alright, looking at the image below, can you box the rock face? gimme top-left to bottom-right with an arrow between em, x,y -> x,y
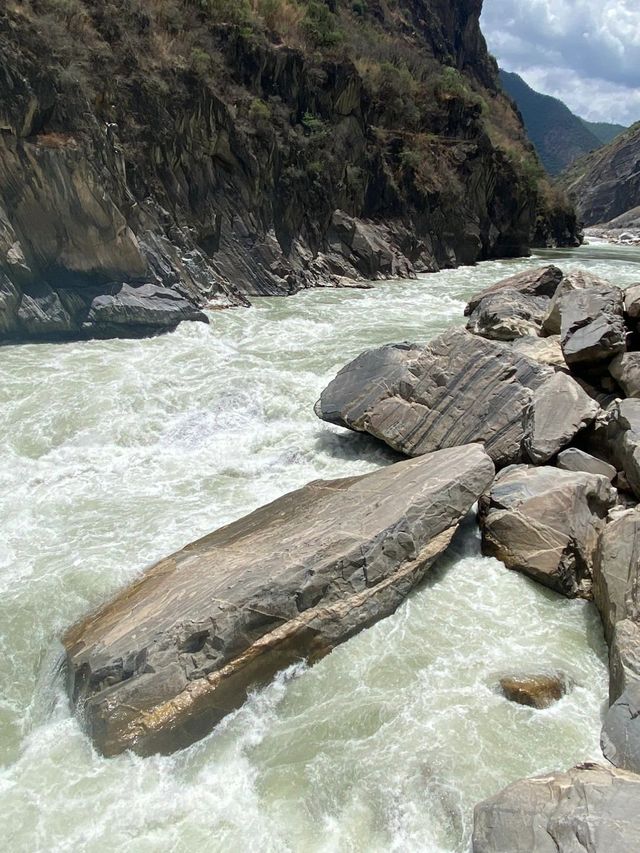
610,352 -> 640,397
523,372 -> 599,464
510,335 -> 565,368
601,682 -> 640,774
558,121 -> 640,226
558,285 -> 626,366
593,508 -> 640,644
63,445 -> 494,757
624,283 -> 640,320
499,673 -> 568,709
479,465 -> 615,597
611,619 -> 640,702
315,328 -> 557,467
591,400 -> 640,498
0,3 -> 579,342
472,763 -> 640,853
557,448 -> 616,480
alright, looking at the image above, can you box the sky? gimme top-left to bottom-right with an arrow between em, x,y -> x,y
480,0 -> 640,125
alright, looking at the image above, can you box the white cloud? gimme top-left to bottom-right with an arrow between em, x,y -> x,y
481,0 -> 640,124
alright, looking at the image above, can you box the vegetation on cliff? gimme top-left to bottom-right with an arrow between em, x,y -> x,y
0,0 -> 579,340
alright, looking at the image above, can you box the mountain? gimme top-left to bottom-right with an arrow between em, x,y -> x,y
580,119 -> 628,146
558,122 -> 640,226
0,1 -> 578,341
498,70 -> 606,175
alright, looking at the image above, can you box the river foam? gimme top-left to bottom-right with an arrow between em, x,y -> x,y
1,244 -> 638,851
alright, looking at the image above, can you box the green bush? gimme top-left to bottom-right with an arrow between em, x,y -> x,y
302,1 -> 342,47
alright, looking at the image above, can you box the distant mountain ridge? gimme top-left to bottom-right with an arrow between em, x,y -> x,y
558,123 -> 640,225
499,70 -> 627,175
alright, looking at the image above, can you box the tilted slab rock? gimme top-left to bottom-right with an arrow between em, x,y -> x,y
557,448 -> 616,481
472,763 -> 640,853
523,372 -> 599,464
602,681 -> 640,774
558,284 -> 626,366
542,269 -> 613,336
609,352 -> 640,397
86,282 -> 208,332
479,465 -> 615,597
465,289 -> 551,340
63,445 -> 494,757
590,399 -> 640,498
624,282 -> 640,320
315,328 -> 555,468
464,265 -> 563,316
611,619 -> 640,703
510,335 -> 565,368
593,508 -> 640,645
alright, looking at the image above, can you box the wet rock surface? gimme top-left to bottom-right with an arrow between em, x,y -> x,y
63,444 -> 494,757
499,673 -> 569,709
479,465 -> 615,597
472,763 -> 640,853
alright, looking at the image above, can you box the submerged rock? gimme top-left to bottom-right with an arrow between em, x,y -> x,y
315,328 -> 553,468
602,682 -> 640,774
472,763 -> 640,853
499,673 -> 568,708
63,444 -> 494,757
479,465 -> 615,597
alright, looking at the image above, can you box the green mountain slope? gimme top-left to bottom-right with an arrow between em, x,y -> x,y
499,70 -> 604,175
580,119 -> 628,146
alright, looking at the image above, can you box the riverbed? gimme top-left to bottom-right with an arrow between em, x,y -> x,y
1,243 -> 639,852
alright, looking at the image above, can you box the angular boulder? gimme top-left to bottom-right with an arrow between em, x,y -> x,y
523,372 -> 599,464
464,265 -> 563,316
609,352 -> 640,397
86,282 -> 208,332
510,335 -> 565,368
479,465 -> 615,597
499,673 -> 569,709
465,289 -> 551,340
315,328 -> 554,468
472,764 -> 640,853
624,282 -> 640,321
557,448 -> 616,481
542,269 -> 612,336
601,682 -> 640,774
558,285 -> 626,366
593,508 -> 640,644
590,399 -> 640,498
63,445 -> 494,757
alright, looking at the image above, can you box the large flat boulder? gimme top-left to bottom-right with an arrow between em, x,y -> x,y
472,763 -> 640,853
523,372 -> 599,464
479,465 -> 615,597
542,269 -> 613,336
593,508 -> 640,644
315,328 -> 555,468
63,445 -> 494,757
86,282 -> 208,332
464,265 -> 563,316
558,285 -> 626,366
602,682 -> 640,774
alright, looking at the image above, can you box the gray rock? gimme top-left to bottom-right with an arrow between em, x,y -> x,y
63,444 -> 494,757
479,465 -> 615,597
610,619 -> 640,703
542,269 -> 612,336
590,399 -> 640,498
472,763 -> 640,853
466,289 -> 551,340
624,283 -> 640,320
559,285 -> 626,366
0,272 -> 20,334
510,335 -> 566,368
499,673 -> 569,708
557,448 -> 616,481
610,352 -> 640,397
523,372 -> 599,464
602,682 -> 640,773
16,281 -> 75,335
593,508 -> 640,644
315,328 -> 554,468
86,282 -> 208,330
465,265 -> 563,316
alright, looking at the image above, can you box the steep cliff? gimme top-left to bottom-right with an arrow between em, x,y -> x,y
0,0 -> 579,341
559,122 -> 640,226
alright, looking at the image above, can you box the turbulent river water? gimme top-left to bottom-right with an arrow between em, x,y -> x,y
1,242 -> 639,853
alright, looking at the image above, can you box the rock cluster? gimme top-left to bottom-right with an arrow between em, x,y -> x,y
314,264 -> 640,849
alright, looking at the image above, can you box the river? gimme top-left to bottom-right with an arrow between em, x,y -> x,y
1,242 -> 639,852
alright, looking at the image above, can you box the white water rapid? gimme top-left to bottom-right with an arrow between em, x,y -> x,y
1,243 -> 639,852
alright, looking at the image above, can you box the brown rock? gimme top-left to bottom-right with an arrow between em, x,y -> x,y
499,673 -> 569,708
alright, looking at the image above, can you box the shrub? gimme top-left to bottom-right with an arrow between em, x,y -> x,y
302,1 -> 342,48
